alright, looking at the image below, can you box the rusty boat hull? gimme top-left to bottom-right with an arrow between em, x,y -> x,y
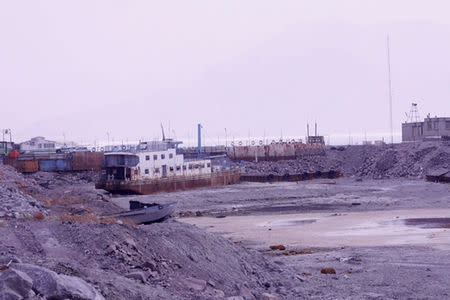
96,169 -> 241,195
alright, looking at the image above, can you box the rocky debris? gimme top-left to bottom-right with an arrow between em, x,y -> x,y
11,263 -> 105,300
0,164 -> 46,219
239,142 -> 450,179
0,165 -> 118,219
239,287 -> 256,299
180,276 -> 207,291
125,271 -> 146,283
0,268 -> 33,299
321,267 -> 337,274
0,219 -> 303,299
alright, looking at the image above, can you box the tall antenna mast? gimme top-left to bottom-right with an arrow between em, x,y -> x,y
387,35 -> 394,145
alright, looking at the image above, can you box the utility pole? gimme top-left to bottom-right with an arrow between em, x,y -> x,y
224,128 -> 228,148
197,123 -> 202,155
387,35 -> 394,145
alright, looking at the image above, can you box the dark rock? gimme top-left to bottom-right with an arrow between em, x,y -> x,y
13,263 -> 105,300
125,271 -> 146,283
321,267 -> 336,274
0,268 -> 33,298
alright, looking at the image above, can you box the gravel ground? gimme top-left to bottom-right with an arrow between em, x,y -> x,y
114,178 -> 450,299
113,178 -> 450,217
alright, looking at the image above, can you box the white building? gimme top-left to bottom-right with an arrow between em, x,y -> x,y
20,137 -> 58,153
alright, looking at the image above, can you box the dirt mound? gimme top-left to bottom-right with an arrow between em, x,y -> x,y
0,219 -> 301,299
241,142 -> 450,179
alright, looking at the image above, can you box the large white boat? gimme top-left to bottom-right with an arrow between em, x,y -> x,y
95,140 -> 240,194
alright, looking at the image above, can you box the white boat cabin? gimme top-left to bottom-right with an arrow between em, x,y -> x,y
103,148 -> 212,181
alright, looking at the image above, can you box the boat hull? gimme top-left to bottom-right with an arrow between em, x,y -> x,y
96,169 -> 241,195
104,202 -> 177,224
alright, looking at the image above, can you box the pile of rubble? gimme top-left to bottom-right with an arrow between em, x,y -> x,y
241,142 -> 450,179
0,164 -> 46,219
0,261 -> 104,300
1,218 -> 301,299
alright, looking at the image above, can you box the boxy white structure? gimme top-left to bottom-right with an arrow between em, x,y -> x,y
20,136 -> 58,153
136,148 -> 211,179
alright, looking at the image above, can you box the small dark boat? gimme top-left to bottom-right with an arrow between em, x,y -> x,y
104,201 -> 177,224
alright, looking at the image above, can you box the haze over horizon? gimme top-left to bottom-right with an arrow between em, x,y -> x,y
1,1 -> 449,146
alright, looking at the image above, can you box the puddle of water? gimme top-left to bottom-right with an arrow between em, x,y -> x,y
403,218 -> 450,229
263,219 -> 316,227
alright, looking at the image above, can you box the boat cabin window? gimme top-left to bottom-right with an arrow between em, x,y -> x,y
169,153 -> 173,159
155,168 -> 160,173
153,155 -> 157,160
145,155 -> 150,161
145,169 -> 149,174
161,154 -> 165,159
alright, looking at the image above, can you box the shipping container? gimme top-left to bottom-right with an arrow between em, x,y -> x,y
72,152 -> 104,171
38,159 -> 57,172
55,159 -> 72,171
15,160 -> 39,173
3,157 -> 39,173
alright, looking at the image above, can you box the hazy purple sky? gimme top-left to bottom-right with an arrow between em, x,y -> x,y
1,1 -> 449,145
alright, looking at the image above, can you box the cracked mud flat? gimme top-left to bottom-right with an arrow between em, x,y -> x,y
114,178 -> 450,299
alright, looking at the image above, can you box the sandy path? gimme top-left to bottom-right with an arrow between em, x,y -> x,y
181,208 -> 450,250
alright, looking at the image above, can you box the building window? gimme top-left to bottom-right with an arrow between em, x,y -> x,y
207,163 -> 211,168
183,165 -> 187,170
161,154 -> 165,159
427,122 -> 432,130
155,168 -> 160,173
153,155 -> 157,160
38,144 -> 42,148
169,153 -> 173,159
145,169 -> 149,174
195,164 -> 199,169
169,166 -> 174,172
176,166 -> 181,171
434,122 -> 438,130
189,164 -> 193,169
134,170 -> 138,175
145,155 -> 150,161
446,121 -> 450,129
